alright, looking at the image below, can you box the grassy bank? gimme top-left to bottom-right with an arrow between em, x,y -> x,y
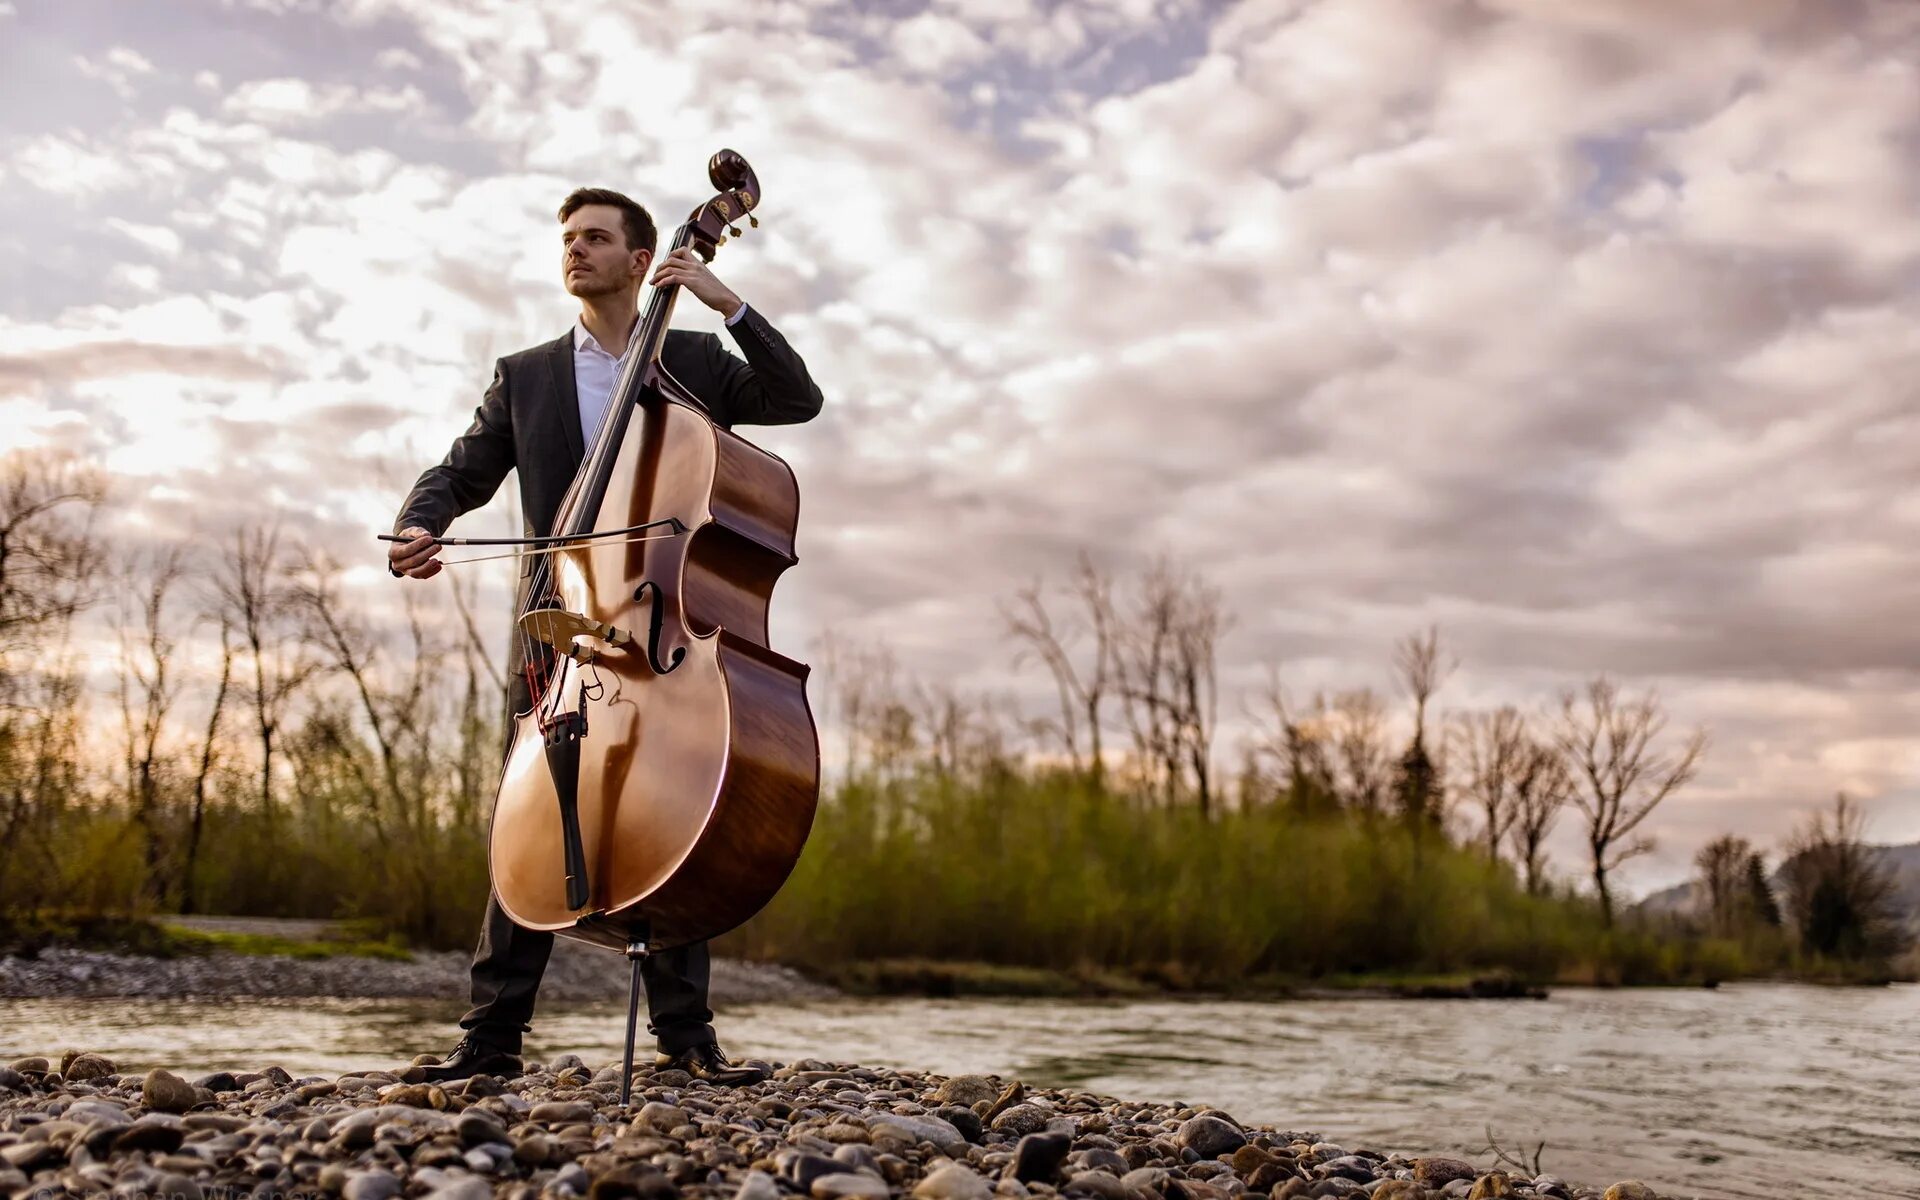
0,912 -> 411,962
722,772 -> 1789,989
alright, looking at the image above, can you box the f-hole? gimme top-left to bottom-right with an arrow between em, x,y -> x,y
632,581 -> 685,675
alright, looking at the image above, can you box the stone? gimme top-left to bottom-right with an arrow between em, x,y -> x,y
1314,1158 -> 1373,1183
1601,1185 -> 1656,1200
934,1076 -> 1001,1109
834,1144 -> 881,1175
936,1106 -> 985,1144
458,1111 -> 510,1147
591,1175 -> 683,1200
1076,1149 -> 1127,1176
735,1171 -> 782,1200
142,1069 -> 198,1114
1176,1117 -> 1245,1160
9,1057 -> 50,1074
344,1171 -> 403,1200
1228,1146 -> 1274,1177
428,1179 -> 494,1200
193,1073 -> 240,1093
153,1173 -> 204,1200
1411,1160 -> 1476,1187
785,1153 -> 849,1190
531,1101 -> 596,1124
811,1173 -> 890,1200
66,1100 -> 131,1125
918,1164 -> 995,1200
65,1053 -> 117,1082
1010,1132 -> 1072,1184
870,1113 -> 968,1153
1467,1174 -> 1512,1200
1370,1184 -> 1430,1200
385,1084 -> 449,1110
1530,1177 -> 1571,1200
637,1102 -> 690,1135
983,1082 -> 1026,1125
114,1118 -> 188,1155
0,1067 -> 27,1091
513,1133 -> 555,1166
824,1122 -> 873,1144
1062,1173 -> 1129,1200
990,1105 -> 1052,1138
1,1141 -> 62,1171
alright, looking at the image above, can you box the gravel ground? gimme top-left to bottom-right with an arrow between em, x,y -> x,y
0,939 -> 835,1006
0,1053 -> 1653,1200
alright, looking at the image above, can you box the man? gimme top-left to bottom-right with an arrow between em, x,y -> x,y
388,186 -> 823,1085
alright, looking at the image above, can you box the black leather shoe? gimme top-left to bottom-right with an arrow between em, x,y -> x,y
654,1042 -> 767,1086
415,1033 -> 522,1083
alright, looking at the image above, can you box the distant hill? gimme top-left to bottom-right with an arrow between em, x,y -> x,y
1635,842 -> 1920,934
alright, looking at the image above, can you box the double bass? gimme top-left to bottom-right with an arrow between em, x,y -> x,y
429,152 -> 818,1099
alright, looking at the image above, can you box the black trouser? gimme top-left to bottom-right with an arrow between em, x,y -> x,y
460,674 -> 716,1056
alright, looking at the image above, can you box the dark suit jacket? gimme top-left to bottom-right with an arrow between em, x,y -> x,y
396,306 -> 823,546
395,307 -> 823,687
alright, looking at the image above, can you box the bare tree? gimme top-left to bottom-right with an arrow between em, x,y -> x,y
296,554 -> 448,934
115,549 -> 187,905
1507,738 -> 1570,895
0,451 -> 102,907
1692,834 -> 1755,938
1392,625 -> 1455,829
1453,705 -> 1528,861
1778,793 -> 1904,962
1111,559 -> 1229,813
1328,688 -> 1393,817
1555,677 -> 1707,925
179,614 -> 235,914
0,449 -> 104,662
216,525 -> 318,827
1004,581 -> 1087,775
1245,670 -> 1336,816
1171,572 -> 1227,816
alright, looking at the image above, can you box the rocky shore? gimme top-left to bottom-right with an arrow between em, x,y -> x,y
0,941 -> 833,1006
0,1053 -> 1665,1200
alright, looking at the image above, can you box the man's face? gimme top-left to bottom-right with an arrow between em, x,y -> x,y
561,204 -> 649,298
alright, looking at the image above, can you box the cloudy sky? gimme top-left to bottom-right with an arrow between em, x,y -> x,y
3,0 -> 1917,894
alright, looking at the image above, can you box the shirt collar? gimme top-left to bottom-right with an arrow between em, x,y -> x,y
573,319 -> 623,358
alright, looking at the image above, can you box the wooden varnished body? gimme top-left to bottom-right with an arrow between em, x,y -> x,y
490,366 -> 820,951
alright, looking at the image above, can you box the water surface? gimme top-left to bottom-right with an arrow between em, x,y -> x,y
5,984 -> 1916,1200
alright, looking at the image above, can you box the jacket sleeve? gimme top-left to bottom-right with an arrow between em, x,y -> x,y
393,358 -> 516,537
703,306 -> 825,427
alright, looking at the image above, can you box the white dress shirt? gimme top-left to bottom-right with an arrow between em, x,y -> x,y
572,303 -> 748,443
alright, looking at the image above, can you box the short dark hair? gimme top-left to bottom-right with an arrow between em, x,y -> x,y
558,187 -> 657,256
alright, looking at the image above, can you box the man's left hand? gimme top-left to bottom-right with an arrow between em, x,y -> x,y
651,247 -> 742,316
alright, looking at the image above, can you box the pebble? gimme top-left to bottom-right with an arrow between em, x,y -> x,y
917,1163 -> 994,1200
814,1172 -> 892,1199
141,1068 -> 198,1114
0,1051 -> 1636,1200
1176,1115 -> 1246,1159
1009,1131 -> 1071,1183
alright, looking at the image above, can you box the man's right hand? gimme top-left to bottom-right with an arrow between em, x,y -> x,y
389,527 -> 444,579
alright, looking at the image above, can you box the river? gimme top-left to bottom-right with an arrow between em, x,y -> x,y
4,984 -> 1916,1199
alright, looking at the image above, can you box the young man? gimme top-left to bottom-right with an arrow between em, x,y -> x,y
388,187 -> 823,1084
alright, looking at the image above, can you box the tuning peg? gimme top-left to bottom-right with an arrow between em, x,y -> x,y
729,224 -> 743,238
748,214 -> 759,228
716,235 -> 728,247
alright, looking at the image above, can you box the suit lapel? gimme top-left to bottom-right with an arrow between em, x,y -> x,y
545,331 -> 585,467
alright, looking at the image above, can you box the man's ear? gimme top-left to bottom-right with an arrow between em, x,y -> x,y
630,248 -> 653,278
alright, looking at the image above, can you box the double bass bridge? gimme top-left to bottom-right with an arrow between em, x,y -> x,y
518,607 -> 633,664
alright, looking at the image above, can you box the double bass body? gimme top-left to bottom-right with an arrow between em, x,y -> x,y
490,157 -> 819,954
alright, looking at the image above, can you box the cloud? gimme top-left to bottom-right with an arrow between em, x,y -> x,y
4,0 -> 1920,891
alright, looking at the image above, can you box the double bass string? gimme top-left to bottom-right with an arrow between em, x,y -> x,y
515,235 -> 690,721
